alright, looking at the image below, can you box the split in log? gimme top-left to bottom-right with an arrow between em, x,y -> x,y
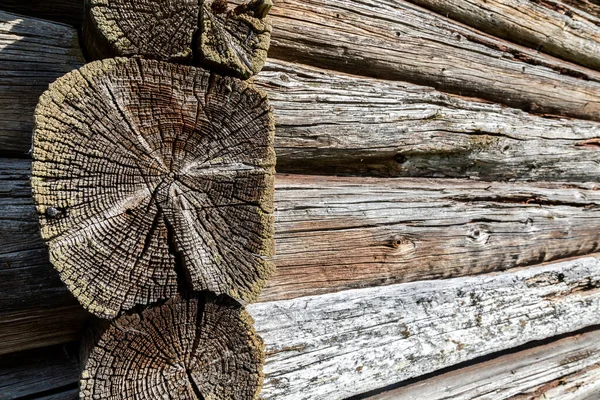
249,256 -> 600,399
83,0 -> 272,79
80,296 -> 264,400
32,58 -> 276,319
406,0 -> 600,71
4,158 -> 600,353
366,328 -> 600,400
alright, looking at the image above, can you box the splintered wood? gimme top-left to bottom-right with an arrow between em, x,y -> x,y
80,296 -> 264,400
31,57 -> 276,319
83,0 -> 272,79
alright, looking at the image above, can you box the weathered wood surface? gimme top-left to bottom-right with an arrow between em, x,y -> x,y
257,61 -> 600,182
367,329 -> 600,399
2,11 -> 600,181
8,1 -> 600,122
266,0 -> 600,121
0,0 -> 82,27
0,10 -> 85,157
249,256 -> 600,399
32,57 -> 276,318
406,0 -> 600,71
0,343 -> 79,399
80,297 -> 264,400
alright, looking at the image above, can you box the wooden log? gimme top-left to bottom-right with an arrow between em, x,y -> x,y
405,0 -> 600,71
83,0 -> 272,79
249,256 -> 600,399
0,0 -> 83,27
14,0 -> 600,120
562,0 -> 600,18
257,60 -> 600,182
80,296 -> 264,400
0,343 -> 79,399
32,57 -> 276,318
3,157 -> 600,353
366,328 -> 600,400
266,0 -> 600,121
3,11 -> 600,182
0,10 -> 85,157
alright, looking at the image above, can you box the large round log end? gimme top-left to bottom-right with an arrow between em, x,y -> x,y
32,57 -> 276,318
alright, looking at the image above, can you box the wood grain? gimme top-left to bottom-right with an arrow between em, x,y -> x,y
0,10 -> 85,157
0,0 -> 83,27
367,328 -> 600,400
406,0 -> 600,71
0,343 -> 79,400
250,256 -> 600,399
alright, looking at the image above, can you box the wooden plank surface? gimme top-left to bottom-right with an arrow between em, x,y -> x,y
406,0 -> 600,71
250,257 -> 600,399
0,0 -> 82,27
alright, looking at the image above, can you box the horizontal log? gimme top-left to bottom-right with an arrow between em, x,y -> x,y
368,328 -> 600,399
267,0 -> 600,121
563,0 -> 600,18
258,60 -> 600,182
0,343 -> 79,399
4,258 -> 600,399
0,0 -> 82,27
250,257 -> 600,399
2,157 -> 600,353
2,10 -> 600,182
406,0 -> 600,71
0,11 -> 85,156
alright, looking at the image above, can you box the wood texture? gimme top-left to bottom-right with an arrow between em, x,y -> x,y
257,60 -> 600,182
250,256 -> 600,399
83,0 -> 272,78
0,0 -> 83,27
368,329 -> 600,399
267,0 -> 600,121
32,57 -> 276,318
80,296 -> 264,400
3,157 -> 600,353
0,10 -> 85,156
406,0 -> 600,71
0,343 -> 79,399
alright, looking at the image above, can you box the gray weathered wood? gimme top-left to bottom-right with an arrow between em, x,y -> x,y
0,343 -> 79,399
2,157 -> 600,353
250,256 -> 600,399
0,11 -> 85,157
266,0 -> 600,121
0,0 -> 82,27
406,0 -> 600,71
258,61 -> 600,182
368,329 -> 600,399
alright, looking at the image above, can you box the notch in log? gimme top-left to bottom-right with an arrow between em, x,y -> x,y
83,0 -> 273,79
80,295 -> 264,399
31,57 -> 276,319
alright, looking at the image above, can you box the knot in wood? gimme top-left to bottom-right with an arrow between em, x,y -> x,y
31,58 -> 276,318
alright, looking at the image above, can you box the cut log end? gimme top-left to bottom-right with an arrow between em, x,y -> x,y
83,0 -> 272,79
31,57 -> 276,319
80,296 -> 264,400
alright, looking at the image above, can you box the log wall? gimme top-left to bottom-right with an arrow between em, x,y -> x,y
1,1 -> 600,398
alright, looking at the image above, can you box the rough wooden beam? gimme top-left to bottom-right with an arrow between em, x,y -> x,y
0,10 -> 85,156
405,0 -> 600,71
257,61 -> 600,182
0,343 -> 79,400
367,329 -> 600,399
250,257 -> 600,399
0,0 -> 83,27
